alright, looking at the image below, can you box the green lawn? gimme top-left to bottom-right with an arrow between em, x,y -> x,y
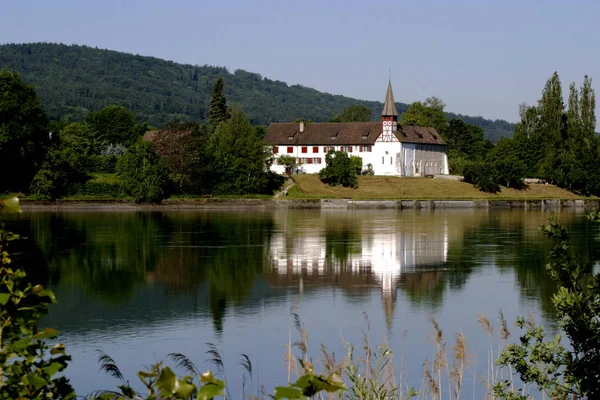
289,175 -> 588,200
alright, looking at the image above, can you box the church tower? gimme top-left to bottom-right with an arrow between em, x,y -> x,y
380,80 -> 398,141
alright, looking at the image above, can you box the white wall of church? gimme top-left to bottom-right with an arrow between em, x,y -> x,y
268,142 -> 448,176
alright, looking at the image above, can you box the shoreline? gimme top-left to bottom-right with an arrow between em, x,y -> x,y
19,198 -> 600,211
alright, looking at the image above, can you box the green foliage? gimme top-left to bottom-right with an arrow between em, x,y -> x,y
116,141 -> 170,203
331,104 -> 373,122
0,43 -> 513,138
208,78 -> 229,128
85,105 -> 145,148
400,96 -> 448,135
210,109 -> 283,195
445,118 -> 493,160
462,161 -> 500,193
277,154 -> 299,174
349,155 -> 362,175
29,134 -> 89,200
495,214 -> 600,399
0,198 -> 76,399
0,69 -> 49,193
319,151 -> 358,188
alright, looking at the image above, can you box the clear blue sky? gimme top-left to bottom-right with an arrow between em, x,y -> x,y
1,0 -> 598,122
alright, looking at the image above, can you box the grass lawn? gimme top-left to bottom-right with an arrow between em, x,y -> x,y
289,175 -> 588,200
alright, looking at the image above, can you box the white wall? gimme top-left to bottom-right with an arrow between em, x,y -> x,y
268,143 -> 448,176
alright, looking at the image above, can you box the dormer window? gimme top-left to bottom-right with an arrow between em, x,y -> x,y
288,136 -> 294,140
330,136 -> 337,140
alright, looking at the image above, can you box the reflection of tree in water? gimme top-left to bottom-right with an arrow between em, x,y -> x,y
445,212 -> 600,320
324,218 -> 361,266
25,211 -> 277,335
28,212 -> 165,304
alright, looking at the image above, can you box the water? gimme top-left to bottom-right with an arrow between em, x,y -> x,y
5,208 -> 600,397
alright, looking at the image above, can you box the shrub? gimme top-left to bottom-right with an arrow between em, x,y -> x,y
462,161 -> 500,193
116,141 -> 170,203
319,151 -> 358,188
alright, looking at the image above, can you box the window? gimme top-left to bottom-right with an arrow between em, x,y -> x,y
313,146 -> 319,153
314,158 -> 321,164
297,158 -> 303,164
390,157 -> 393,165
382,157 -> 384,164
348,146 -> 353,153
273,146 -> 279,154
287,147 -> 293,154
301,147 -> 307,154
365,145 -> 372,152
307,158 -> 313,164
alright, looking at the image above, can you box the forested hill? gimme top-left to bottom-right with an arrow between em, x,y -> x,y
0,42 -> 514,140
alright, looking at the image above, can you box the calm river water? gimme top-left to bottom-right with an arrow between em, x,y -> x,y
6,208 -> 600,398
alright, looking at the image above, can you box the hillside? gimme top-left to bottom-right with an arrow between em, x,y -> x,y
0,43 -> 514,140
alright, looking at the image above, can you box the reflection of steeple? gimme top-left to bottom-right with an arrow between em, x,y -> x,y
381,271 -> 398,333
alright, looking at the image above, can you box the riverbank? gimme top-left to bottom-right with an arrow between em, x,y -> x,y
19,197 -> 600,211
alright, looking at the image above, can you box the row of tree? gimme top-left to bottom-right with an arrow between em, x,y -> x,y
395,73 -> 598,194
0,71 -> 283,201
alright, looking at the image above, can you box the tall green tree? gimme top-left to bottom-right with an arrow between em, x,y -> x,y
567,83 -> 581,148
319,151 -> 358,188
580,75 -> 596,143
208,77 -> 229,128
400,96 -> 448,135
539,72 -> 564,149
210,109 -> 280,194
0,70 -> 49,193
116,141 -> 170,203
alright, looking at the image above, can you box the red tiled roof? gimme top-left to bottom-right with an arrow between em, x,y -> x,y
263,122 -> 446,145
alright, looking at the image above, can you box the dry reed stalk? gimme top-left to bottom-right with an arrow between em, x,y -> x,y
498,309 -> 513,391
450,330 -> 469,400
429,318 -> 447,400
423,358 -> 440,400
477,312 -> 494,395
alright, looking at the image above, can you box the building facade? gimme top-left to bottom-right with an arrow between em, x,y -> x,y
263,81 -> 449,176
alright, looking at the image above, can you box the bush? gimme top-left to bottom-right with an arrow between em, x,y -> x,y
319,151 -> 358,188
86,155 -> 119,174
362,163 -> 375,175
494,157 -> 526,189
116,141 -> 170,203
462,161 -> 500,193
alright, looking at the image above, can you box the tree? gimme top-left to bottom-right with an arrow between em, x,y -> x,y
580,75 -> 596,143
0,70 -> 49,193
151,122 -> 215,194
116,141 -> 170,203
277,155 -> 299,174
208,77 -> 229,128
85,105 -> 141,148
331,104 -> 372,122
400,96 -> 448,135
319,151 -> 358,188
211,109 -> 281,194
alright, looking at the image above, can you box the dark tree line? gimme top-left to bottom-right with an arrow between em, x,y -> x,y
0,71 -> 283,202
0,42 -> 514,139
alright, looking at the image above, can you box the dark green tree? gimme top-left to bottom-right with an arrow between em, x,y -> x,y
211,109 -> 281,194
331,104 -> 372,122
116,141 -> 170,203
580,75 -> 596,143
319,151 -> 358,188
400,97 -> 448,135
0,70 -> 49,193
85,105 -> 141,148
208,77 -> 229,128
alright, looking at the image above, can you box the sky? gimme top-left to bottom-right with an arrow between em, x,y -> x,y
1,0 -> 599,122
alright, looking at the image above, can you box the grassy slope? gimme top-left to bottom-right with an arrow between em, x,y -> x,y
290,175 -> 586,200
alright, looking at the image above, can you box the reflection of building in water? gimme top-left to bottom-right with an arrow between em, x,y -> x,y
266,213 -> 449,329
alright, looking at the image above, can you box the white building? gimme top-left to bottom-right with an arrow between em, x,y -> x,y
263,81 -> 449,176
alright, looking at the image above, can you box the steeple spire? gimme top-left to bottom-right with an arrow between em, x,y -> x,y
381,80 -> 398,117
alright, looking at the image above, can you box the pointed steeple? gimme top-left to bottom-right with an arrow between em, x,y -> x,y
381,80 -> 398,117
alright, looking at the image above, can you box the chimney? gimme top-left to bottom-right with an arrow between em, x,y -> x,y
299,120 -> 305,133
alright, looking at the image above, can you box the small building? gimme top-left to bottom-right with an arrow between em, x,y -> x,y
263,81 -> 449,176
